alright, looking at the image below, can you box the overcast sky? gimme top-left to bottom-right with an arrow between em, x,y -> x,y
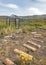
0,0 -> 46,16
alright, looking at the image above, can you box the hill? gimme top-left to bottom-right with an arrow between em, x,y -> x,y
0,14 -> 46,20
20,14 -> 46,19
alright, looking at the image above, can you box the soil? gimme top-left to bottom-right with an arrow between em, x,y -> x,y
0,29 -> 46,65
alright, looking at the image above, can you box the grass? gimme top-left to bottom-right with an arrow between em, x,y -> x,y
0,21 -> 16,34
0,19 -> 46,34
22,19 -> 46,32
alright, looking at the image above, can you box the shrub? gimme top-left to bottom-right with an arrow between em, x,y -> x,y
16,53 -> 32,65
22,26 -> 30,33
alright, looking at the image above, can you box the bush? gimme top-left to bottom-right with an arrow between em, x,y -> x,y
22,26 -> 31,33
16,53 -> 32,65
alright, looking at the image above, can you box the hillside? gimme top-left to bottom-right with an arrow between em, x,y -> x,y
20,14 -> 46,19
0,14 -> 46,20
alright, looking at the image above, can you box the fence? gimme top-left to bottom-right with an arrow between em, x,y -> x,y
0,18 -> 46,31
0,17 -> 24,29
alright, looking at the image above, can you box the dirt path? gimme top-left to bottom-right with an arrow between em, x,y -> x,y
0,29 -> 46,65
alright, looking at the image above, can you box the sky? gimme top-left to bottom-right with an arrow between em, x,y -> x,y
0,0 -> 46,16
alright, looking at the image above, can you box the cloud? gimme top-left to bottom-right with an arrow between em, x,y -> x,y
27,7 -> 45,15
0,2 -> 19,9
36,0 -> 46,2
14,7 -> 45,16
6,4 -> 19,9
0,2 -> 46,16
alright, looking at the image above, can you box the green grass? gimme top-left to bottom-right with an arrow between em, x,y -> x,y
0,19 -> 46,34
21,19 -> 46,31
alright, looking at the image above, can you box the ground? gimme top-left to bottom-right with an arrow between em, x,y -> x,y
0,29 -> 46,65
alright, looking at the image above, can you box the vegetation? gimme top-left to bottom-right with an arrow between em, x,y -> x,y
16,53 -> 46,65
22,19 -> 46,31
16,53 -> 32,65
0,19 -> 46,34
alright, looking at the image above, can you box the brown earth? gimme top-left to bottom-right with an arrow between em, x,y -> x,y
0,29 -> 46,65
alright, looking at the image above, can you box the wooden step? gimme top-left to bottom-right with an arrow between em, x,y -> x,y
27,41 -> 41,48
31,32 -> 37,34
33,34 -> 42,38
4,58 -> 16,65
32,38 -> 44,43
14,49 -> 33,60
23,44 -> 37,52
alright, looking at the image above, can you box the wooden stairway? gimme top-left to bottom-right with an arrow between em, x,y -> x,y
4,38 -> 42,65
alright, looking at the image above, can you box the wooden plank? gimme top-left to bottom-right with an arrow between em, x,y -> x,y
14,49 -> 33,60
4,58 -> 16,65
33,34 -> 42,38
23,44 -> 37,52
31,38 -> 44,43
27,41 -> 41,48
31,32 -> 37,34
